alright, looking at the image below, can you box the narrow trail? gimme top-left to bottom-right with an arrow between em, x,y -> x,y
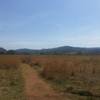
20,63 -> 70,100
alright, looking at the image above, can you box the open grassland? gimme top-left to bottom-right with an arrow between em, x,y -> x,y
0,55 -> 100,100
28,55 -> 100,100
0,55 -> 25,100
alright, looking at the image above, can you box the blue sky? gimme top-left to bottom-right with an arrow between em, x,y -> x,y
0,0 -> 100,49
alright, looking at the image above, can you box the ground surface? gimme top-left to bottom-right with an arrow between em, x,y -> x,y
20,63 -> 70,100
1,55 -> 100,100
0,65 -> 25,100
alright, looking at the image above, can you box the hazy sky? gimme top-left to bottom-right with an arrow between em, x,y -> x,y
0,0 -> 100,49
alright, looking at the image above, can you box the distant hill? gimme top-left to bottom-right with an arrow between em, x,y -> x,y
15,48 -> 40,54
1,46 -> 100,54
15,46 -> 100,55
0,48 -> 7,54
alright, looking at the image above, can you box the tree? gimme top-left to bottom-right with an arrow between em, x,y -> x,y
7,50 -> 16,54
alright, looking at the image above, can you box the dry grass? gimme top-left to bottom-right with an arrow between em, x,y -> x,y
0,55 -> 21,64
29,55 -> 100,80
0,55 -> 25,100
0,55 -> 100,100
41,55 -> 100,79
29,55 -> 100,100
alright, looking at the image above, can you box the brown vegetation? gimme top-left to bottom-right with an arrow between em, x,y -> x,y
0,55 -> 25,100
29,55 -> 100,100
0,55 -> 100,100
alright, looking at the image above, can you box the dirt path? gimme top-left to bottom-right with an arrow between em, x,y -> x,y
20,63 -> 70,100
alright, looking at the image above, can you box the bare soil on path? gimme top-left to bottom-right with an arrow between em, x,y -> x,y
20,63 -> 70,100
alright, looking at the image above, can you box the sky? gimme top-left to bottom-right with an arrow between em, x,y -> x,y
0,0 -> 100,49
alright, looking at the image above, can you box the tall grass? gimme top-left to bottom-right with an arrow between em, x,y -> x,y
30,55 -> 100,99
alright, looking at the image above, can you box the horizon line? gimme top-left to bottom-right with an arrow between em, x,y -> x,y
1,45 -> 100,50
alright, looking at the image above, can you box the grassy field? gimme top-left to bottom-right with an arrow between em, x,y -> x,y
0,55 -> 25,100
0,55 -> 100,100
28,55 -> 100,100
